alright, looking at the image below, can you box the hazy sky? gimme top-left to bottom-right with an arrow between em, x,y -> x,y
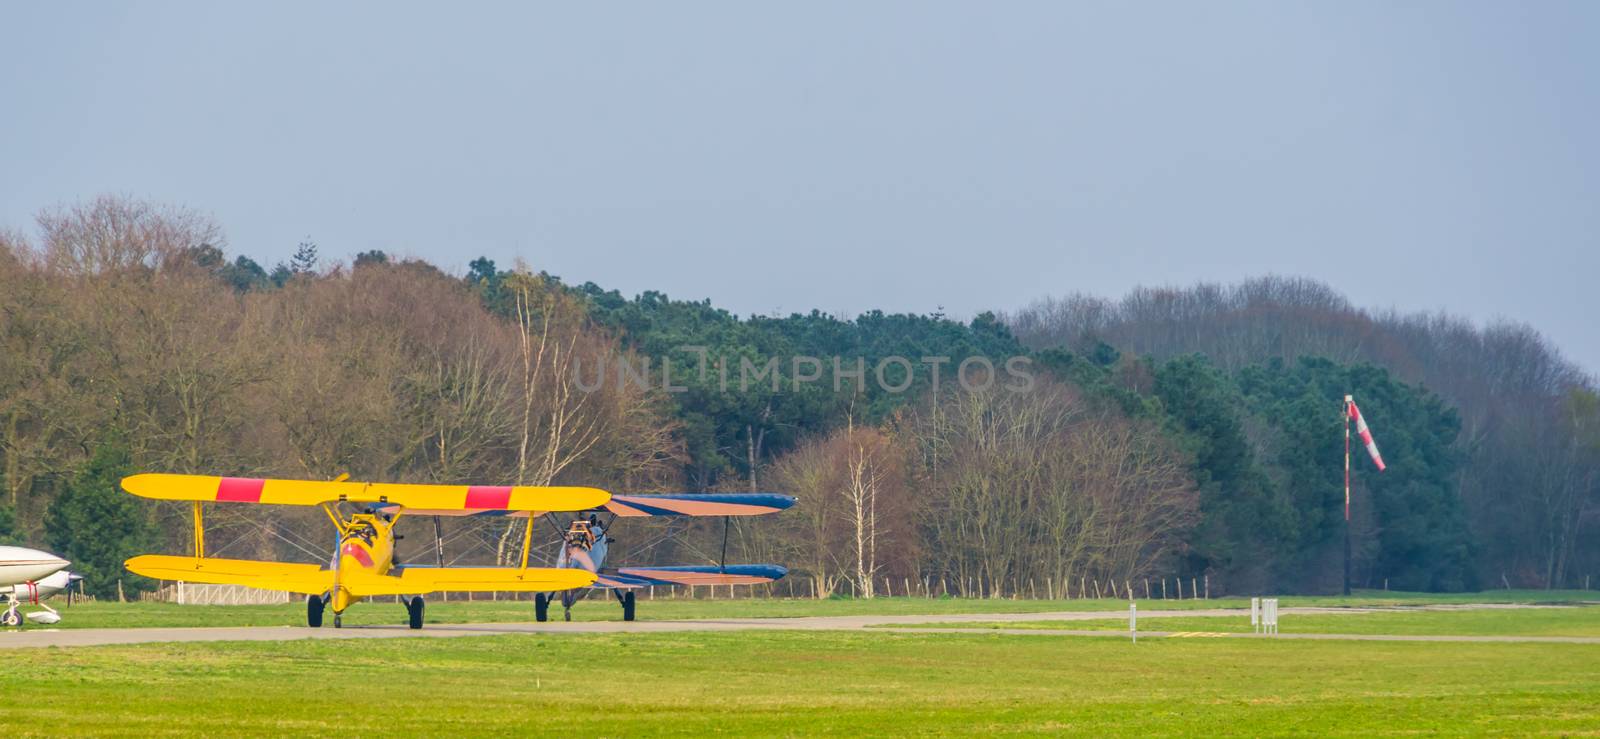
4,3 -> 1597,373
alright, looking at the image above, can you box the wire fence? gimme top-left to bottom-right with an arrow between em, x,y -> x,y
129,576 -> 1216,605
143,582 -> 291,605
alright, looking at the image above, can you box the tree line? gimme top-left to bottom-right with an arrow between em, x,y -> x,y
1,197 -> 1591,598
1005,278 -> 1599,592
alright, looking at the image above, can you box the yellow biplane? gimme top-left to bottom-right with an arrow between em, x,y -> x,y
121,473 -> 609,628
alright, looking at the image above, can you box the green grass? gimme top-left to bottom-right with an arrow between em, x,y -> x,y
885,605 -> 1600,637
4,630 -> 1600,735
41,596 -> 1135,629
47,589 -> 1600,629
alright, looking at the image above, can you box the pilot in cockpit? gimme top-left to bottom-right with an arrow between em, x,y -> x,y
565,519 -> 597,550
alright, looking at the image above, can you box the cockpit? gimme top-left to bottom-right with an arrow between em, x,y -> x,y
565,520 -> 597,551
345,515 -> 382,546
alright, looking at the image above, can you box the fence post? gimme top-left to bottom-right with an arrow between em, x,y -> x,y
1130,602 -> 1137,643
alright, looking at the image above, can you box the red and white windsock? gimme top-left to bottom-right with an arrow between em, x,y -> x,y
1347,399 -> 1386,472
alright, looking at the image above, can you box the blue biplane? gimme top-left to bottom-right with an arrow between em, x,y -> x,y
402,491 -> 795,622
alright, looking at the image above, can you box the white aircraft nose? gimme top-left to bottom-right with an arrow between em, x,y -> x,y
0,545 -> 71,584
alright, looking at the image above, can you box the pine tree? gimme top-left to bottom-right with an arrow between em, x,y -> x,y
45,437 -> 155,599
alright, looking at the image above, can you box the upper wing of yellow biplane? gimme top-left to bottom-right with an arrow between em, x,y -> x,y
125,554 -> 333,595
121,474 -> 609,513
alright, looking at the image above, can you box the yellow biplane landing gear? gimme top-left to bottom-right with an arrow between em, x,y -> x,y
612,589 -> 636,621
307,594 -> 326,628
334,614 -> 343,628
405,596 -> 424,630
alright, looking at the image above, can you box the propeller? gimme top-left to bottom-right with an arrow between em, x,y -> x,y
328,508 -> 345,625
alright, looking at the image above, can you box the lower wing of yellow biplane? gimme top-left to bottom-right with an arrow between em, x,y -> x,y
364,567 -> 596,596
126,555 -> 334,595
126,555 -> 596,596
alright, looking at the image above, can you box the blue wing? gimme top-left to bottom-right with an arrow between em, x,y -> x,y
593,564 -> 788,589
603,493 -> 796,517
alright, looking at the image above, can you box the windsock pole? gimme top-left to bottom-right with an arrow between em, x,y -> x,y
1343,394 -> 1352,596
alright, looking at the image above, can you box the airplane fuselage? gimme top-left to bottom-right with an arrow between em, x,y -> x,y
557,525 -> 607,573
0,569 -> 76,600
555,520 -> 608,609
0,546 -> 70,589
329,513 -> 396,613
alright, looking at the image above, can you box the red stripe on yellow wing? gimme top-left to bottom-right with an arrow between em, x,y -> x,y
464,486 -> 512,509
216,477 -> 265,503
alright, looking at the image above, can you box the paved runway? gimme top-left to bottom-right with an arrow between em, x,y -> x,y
5,604 -> 1598,649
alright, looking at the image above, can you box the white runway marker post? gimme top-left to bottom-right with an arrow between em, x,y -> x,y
1251,597 -> 1261,634
1130,602 -> 1137,643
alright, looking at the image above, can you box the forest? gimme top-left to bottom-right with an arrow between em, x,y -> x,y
2,196 -> 1596,599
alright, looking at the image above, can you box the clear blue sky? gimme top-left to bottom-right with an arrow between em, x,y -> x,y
4,2 -> 1597,372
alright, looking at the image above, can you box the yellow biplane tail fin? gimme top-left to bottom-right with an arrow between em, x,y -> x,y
124,554 -> 334,596
121,474 -> 609,513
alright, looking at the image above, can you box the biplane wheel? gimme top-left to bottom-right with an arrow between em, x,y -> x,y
563,606 -> 571,622
333,614 -> 343,629
406,596 -> 425,630
534,593 -> 549,622
306,595 -> 325,628
621,591 -> 636,622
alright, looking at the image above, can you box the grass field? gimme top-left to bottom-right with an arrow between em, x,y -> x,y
45,589 -> 1600,629
5,629 -> 1600,735
886,604 -> 1600,637
9,592 -> 1600,735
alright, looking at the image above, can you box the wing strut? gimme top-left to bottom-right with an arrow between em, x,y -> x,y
432,516 -> 445,568
518,518 -> 535,569
719,516 -> 729,573
192,501 -> 205,560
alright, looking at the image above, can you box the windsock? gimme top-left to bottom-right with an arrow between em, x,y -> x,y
1347,399 -> 1385,471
